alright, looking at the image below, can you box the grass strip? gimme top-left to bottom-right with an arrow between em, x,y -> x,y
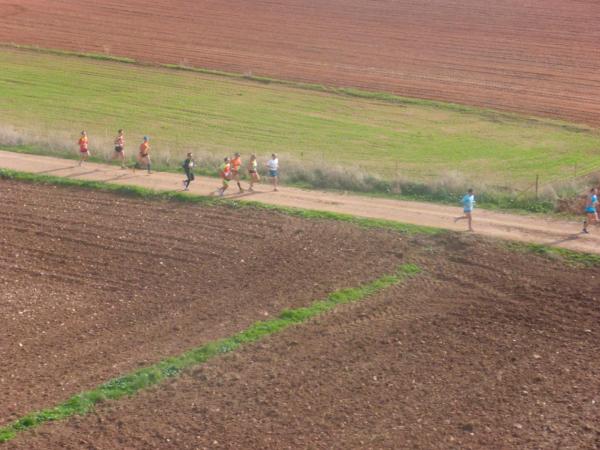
2,43 -> 593,132
0,263 -> 421,443
506,242 -> 600,267
0,168 -> 441,235
1,42 -> 554,120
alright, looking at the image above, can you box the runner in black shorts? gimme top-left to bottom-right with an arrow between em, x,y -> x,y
182,152 -> 195,191
112,129 -> 125,168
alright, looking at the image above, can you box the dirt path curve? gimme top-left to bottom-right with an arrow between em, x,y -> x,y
1,150 -> 599,254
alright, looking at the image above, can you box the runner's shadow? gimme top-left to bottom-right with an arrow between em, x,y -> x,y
68,169 -> 105,178
37,165 -> 78,174
546,234 -> 583,246
226,190 -> 268,199
101,173 -> 136,182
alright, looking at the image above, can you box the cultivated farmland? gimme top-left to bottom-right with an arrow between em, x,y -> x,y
2,0 -> 600,447
0,1 -> 600,126
1,179 -> 599,448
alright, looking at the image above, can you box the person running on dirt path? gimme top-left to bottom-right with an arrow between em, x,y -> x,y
247,154 -> 260,191
582,187 -> 599,234
216,157 -> 231,197
267,153 -> 279,192
182,152 -> 195,191
134,136 -> 152,174
454,188 -> 475,231
112,129 -> 126,169
78,131 -> 90,166
230,152 -> 244,193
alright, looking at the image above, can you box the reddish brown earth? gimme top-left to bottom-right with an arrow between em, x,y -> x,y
5,228 -> 600,448
0,179 -> 409,427
1,0 -> 600,125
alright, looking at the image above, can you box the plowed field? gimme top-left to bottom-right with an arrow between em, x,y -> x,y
2,180 -> 600,448
1,0 -> 600,125
6,234 -> 600,449
0,179 -> 408,426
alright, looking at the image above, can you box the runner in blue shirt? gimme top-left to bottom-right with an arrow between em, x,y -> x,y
454,188 -> 475,232
582,187 -> 598,234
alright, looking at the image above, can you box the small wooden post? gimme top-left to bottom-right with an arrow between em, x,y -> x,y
535,174 -> 539,199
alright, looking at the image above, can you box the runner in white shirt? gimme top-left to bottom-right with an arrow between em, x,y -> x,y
267,153 -> 279,192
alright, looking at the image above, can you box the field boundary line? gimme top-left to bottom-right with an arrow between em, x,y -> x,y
0,264 -> 421,443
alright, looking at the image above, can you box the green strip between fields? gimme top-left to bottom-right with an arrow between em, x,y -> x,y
0,168 -> 441,235
0,264 -> 421,443
0,43 -> 542,118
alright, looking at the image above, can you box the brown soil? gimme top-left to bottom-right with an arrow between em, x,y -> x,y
5,231 -> 600,448
0,179 -> 409,426
1,0 -> 600,125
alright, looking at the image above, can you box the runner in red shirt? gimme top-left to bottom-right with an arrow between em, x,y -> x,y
78,130 -> 90,166
230,152 -> 244,193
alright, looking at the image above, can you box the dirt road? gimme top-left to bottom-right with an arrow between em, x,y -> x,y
1,150 -> 598,254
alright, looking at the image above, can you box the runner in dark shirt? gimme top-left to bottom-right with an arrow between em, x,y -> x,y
182,152 -> 195,191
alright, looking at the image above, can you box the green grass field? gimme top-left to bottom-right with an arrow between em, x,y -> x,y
1,47 -> 600,188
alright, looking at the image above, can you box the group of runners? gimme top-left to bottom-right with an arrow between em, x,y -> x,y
77,130 -> 599,234
78,130 -> 152,173
78,130 -> 280,195
182,151 -> 279,196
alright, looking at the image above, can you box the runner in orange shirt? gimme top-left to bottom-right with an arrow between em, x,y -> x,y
78,130 -> 90,166
230,152 -> 244,193
134,136 -> 152,174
